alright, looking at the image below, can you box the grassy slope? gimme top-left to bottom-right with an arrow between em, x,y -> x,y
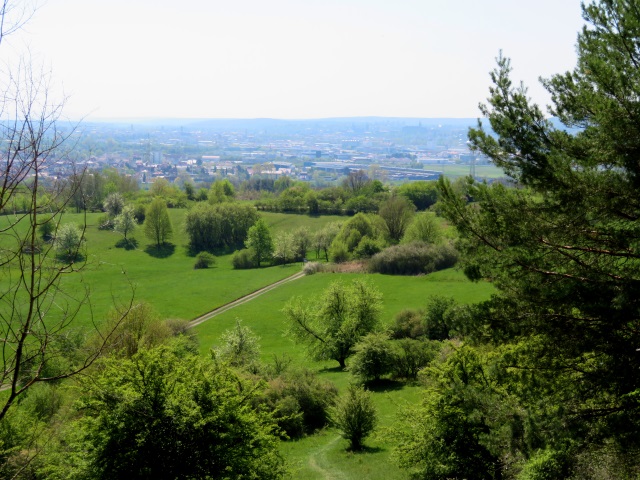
1,207 -> 494,478
193,268 -> 495,480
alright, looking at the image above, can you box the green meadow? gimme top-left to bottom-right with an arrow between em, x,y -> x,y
2,208 -> 494,478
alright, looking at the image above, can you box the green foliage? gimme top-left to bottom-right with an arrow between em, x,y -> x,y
273,231 -> 295,265
144,197 -> 173,246
349,332 -> 394,382
353,235 -> 384,259
102,192 -> 124,217
194,251 -> 216,269
113,205 -> 137,241
284,279 -> 383,368
430,1 -> 640,473
38,216 -> 55,241
396,181 -> 439,211
329,240 -> 351,263
259,368 -> 338,439
245,217 -> 274,267
390,308 -> 426,339
213,319 -> 261,369
390,338 -> 439,380
185,202 -> 259,251
368,241 -> 458,275
78,346 -> 286,479
423,295 -> 457,341
232,248 -> 257,269
378,195 -> 416,243
392,346 -> 502,479
519,448 -> 573,480
54,223 -> 84,260
329,384 -> 377,451
402,212 -> 442,245
209,178 -> 235,203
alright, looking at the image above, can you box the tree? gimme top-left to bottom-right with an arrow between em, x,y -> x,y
114,205 -> 137,243
78,346 -> 286,479
284,280 -> 382,368
402,212 -> 442,244
433,0 -> 640,472
378,195 -> 416,243
144,197 -> 173,247
273,231 -> 295,265
54,223 -> 84,260
245,218 -> 273,267
103,192 -> 124,218
209,178 -> 235,203
342,169 -> 370,195
0,2 -> 131,423
329,385 -> 377,451
185,203 -> 258,251
213,319 -> 261,369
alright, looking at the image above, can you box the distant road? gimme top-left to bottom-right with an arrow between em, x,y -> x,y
187,271 -> 306,329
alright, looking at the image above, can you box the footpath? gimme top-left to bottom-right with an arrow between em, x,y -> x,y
187,271 -> 306,329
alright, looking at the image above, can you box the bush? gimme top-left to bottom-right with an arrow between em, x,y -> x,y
194,251 -> 216,269
519,448 -> 573,480
232,248 -> 256,269
213,319 -> 260,369
303,261 -> 323,275
390,308 -> 426,339
259,369 -> 338,439
368,241 -> 458,275
38,217 -> 55,241
353,236 -> 383,259
329,240 -> 350,263
329,385 -> 377,451
391,339 -> 439,379
349,332 -> 394,382
423,296 -> 457,341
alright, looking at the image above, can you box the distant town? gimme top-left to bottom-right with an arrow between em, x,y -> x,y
45,117 -> 498,186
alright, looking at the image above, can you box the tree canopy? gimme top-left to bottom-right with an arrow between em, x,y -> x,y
423,0 -> 640,476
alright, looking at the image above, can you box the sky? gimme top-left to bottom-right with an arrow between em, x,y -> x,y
4,0 -> 585,120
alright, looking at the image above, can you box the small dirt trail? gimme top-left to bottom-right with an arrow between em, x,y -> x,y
186,271 -> 305,329
307,434 -> 346,480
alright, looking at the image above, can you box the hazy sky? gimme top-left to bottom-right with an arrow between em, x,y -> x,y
6,0 -> 585,120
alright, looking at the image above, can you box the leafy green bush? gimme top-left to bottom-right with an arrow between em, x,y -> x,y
353,235 -> 383,259
349,332 -> 394,382
329,385 -> 377,451
390,308 -> 426,339
368,241 -> 458,275
194,251 -> 216,269
391,339 -> 439,379
232,248 -> 256,269
259,369 -> 338,439
329,240 -> 350,263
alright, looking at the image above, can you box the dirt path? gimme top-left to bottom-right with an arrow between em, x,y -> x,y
186,271 -> 306,329
307,434 -> 346,480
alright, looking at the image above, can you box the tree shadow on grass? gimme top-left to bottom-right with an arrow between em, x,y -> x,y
144,243 -> 176,258
346,445 -> 384,454
364,379 -> 405,393
116,238 -> 139,250
319,366 -> 345,374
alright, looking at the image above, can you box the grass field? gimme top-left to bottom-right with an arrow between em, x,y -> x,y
2,207 -> 495,478
193,268 -> 495,479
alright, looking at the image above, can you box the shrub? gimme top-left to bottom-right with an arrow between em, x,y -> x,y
349,332 -> 394,382
391,339 -> 440,380
259,369 -> 338,439
329,240 -> 350,263
303,261 -> 323,275
38,217 -> 55,241
353,235 -> 383,259
390,308 -> 426,339
368,241 -> 458,275
519,448 -> 573,480
194,251 -> 216,269
213,319 -> 261,369
232,248 -> 256,269
423,296 -> 457,341
329,384 -> 377,451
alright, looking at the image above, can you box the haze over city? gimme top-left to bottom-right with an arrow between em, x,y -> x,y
9,0 -> 584,120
